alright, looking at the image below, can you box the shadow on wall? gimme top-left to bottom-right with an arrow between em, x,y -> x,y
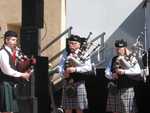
104,2 -> 145,66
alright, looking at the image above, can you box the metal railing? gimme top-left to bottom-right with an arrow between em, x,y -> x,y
41,26 -> 72,53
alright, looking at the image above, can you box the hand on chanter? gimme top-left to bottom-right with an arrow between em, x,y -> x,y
117,56 -> 124,61
64,67 -> 76,78
20,72 -> 31,81
112,72 -> 119,79
65,67 -> 76,74
116,68 -> 125,75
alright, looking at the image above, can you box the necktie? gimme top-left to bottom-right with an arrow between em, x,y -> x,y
12,50 -> 16,64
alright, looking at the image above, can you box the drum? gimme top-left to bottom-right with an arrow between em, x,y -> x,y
49,73 -> 64,91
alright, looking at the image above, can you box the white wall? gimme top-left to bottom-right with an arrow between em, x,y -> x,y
66,0 -> 143,39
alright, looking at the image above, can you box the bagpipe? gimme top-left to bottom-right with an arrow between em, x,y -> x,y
63,32 -> 106,81
108,33 -> 150,93
0,47 -> 35,85
62,32 -> 105,97
131,32 -> 149,82
108,53 -> 141,95
110,32 -> 149,82
66,32 -> 105,67
15,48 -> 36,73
49,32 -> 106,93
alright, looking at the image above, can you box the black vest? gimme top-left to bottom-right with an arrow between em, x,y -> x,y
0,47 -> 19,84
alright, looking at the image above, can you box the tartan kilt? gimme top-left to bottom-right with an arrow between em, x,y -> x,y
62,81 -> 88,110
0,81 -> 19,112
106,87 -> 138,113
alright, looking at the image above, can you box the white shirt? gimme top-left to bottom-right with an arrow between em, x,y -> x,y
58,50 -> 92,75
105,56 -> 141,80
0,45 -> 23,77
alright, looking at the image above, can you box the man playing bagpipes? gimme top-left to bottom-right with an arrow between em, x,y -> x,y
58,35 -> 92,113
105,39 -> 142,113
0,30 -> 32,113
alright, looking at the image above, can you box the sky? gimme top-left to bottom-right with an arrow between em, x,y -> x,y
66,0 -> 143,39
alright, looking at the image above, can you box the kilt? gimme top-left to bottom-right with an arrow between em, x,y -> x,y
106,87 -> 137,113
62,81 -> 88,110
0,81 -> 19,112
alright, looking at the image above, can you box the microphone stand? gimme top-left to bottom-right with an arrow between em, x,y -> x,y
143,0 -> 149,82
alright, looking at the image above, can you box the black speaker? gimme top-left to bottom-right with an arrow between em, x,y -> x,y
34,56 -> 50,113
85,68 -> 107,113
16,71 -> 35,97
20,27 -> 39,56
22,0 -> 44,28
16,69 -> 37,113
17,97 -> 38,113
